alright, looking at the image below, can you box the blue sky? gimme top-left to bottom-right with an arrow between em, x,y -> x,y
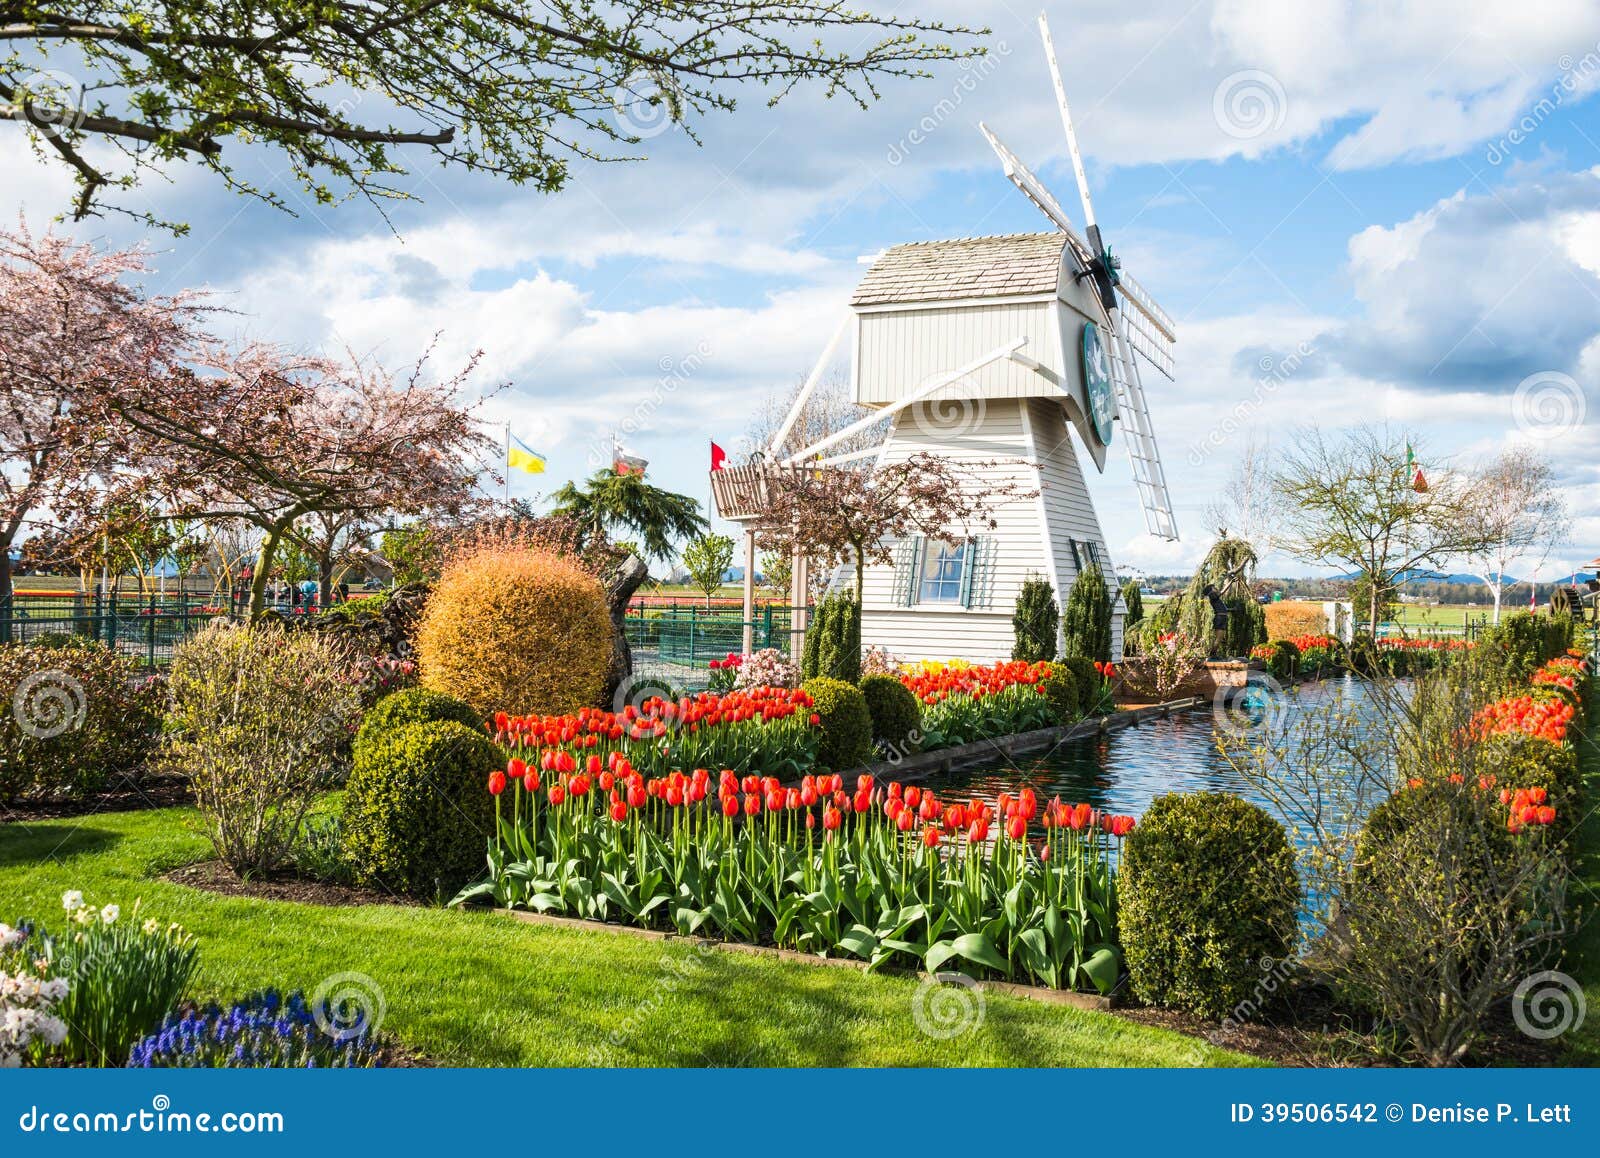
7,0 -> 1600,579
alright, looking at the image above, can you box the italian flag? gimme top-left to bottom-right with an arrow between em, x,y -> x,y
1406,442 -> 1428,493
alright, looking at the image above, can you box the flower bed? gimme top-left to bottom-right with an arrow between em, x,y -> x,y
897,660 -> 1058,747
488,687 -> 821,781
457,768 -> 1136,994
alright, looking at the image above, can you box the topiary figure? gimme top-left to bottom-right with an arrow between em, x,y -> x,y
1253,639 -> 1300,682
355,687 -> 483,759
1011,575 -> 1059,662
1119,579 -> 1145,654
1040,663 -> 1079,726
801,676 -> 874,771
1061,565 -> 1112,662
341,719 -> 499,899
1119,791 -> 1300,1019
414,546 -> 613,717
858,674 -> 921,757
802,591 -> 861,683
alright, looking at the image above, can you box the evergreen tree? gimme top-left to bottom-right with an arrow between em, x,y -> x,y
1012,575 -> 1060,661
1061,565 -> 1112,662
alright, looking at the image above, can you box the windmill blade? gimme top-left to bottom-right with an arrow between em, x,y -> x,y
1105,309 -> 1179,541
1117,297 -> 1176,380
1115,269 -> 1176,341
978,123 -> 1091,252
1038,13 -> 1100,243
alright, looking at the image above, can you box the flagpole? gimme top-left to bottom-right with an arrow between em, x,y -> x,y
504,423 -> 511,509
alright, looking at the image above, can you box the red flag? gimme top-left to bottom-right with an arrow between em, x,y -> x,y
710,441 -> 727,471
1411,465 -> 1428,493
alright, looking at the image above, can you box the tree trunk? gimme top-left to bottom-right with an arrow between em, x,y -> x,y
249,521 -> 292,620
318,548 -> 335,609
1491,585 -> 1502,625
0,533 -> 13,606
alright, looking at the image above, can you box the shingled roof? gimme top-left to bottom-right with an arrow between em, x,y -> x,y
851,233 -> 1068,307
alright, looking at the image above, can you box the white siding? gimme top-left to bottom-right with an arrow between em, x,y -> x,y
859,400 -> 1046,664
854,300 -> 1060,407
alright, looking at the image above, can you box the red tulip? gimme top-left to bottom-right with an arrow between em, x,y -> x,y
522,770 -> 539,792
722,795 -> 740,818
896,808 -> 915,832
823,805 -> 842,831
609,800 -> 628,822
507,756 -> 527,779
549,785 -> 567,806
745,794 -> 762,817
487,770 -> 507,796
1004,815 -> 1027,840
921,826 -> 941,849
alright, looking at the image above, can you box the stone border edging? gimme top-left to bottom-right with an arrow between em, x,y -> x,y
848,696 -> 1206,784
492,907 -> 1114,1012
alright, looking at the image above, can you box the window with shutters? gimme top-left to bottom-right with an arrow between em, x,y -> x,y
916,538 -> 973,605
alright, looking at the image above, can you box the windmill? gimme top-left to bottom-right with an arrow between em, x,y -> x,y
713,11 -> 1182,663
977,12 -> 1179,541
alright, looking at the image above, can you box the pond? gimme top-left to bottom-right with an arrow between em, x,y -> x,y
914,674 -> 1392,833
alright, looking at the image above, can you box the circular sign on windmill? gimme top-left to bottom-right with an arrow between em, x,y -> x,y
1080,321 -> 1116,446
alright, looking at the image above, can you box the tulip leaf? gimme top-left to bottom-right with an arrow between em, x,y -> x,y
1079,946 -> 1121,995
923,939 -> 959,974
949,932 -> 1011,976
838,924 -> 879,959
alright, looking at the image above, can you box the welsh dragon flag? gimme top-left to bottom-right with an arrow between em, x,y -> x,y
1406,442 -> 1428,493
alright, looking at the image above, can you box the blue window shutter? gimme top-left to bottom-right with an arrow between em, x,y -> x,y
904,536 -> 924,606
959,537 -> 978,608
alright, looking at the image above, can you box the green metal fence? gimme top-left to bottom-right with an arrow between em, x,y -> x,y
0,591 -> 235,668
624,600 -> 808,691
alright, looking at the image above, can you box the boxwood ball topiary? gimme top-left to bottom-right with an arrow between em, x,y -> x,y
801,677 -> 875,771
414,546 -> 614,717
354,686 -> 483,759
1118,791 -> 1300,1019
341,719 -> 499,898
858,674 -> 921,756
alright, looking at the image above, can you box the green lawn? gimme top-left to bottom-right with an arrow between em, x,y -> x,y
0,808 -> 1254,1067
1562,679 -> 1600,1064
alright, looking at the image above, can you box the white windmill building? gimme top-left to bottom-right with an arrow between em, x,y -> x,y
715,13 -> 1179,663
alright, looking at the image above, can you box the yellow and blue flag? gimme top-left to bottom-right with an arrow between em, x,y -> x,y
507,434 -> 547,475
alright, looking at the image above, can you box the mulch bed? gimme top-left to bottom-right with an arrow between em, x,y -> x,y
1113,981 -> 1569,1068
1,772 -> 192,823
163,858 -> 420,909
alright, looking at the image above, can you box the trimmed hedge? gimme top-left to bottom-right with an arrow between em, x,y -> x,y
1118,792 -> 1300,1019
341,719 -> 500,899
858,674 -> 921,756
800,677 -> 874,771
1061,566 -> 1112,663
1056,654 -> 1099,716
1254,639 -> 1301,682
802,592 -> 861,684
355,687 -> 482,758
1040,663 -> 1079,726
1011,576 -> 1060,662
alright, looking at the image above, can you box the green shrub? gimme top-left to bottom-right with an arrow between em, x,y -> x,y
1482,610 -> 1573,684
1480,733 -> 1583,842
292,813 -> 355,885
1057,654 -> 1099,715
858,674 -> 921,756
1119,792 -> 1300,1019
1341,782 -> 1563,1062
355,686 -> 482,759
1254,639 -> 1300,682
800,677 -> 873,771
1011,576 -> 1059,662
1040,663 -> 1079,725
342,719 -> 500,899
164,622 -> 363,874
802,592 -> 861,683
1120,580 -> 1144,631
1061,566 -> 1112,662
24,893 -> 199,1066
0,638 -> 163,803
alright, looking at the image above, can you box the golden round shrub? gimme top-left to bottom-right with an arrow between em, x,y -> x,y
414,546 -> 613,717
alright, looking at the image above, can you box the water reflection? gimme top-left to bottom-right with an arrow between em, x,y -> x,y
917,674 -> 1388,828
